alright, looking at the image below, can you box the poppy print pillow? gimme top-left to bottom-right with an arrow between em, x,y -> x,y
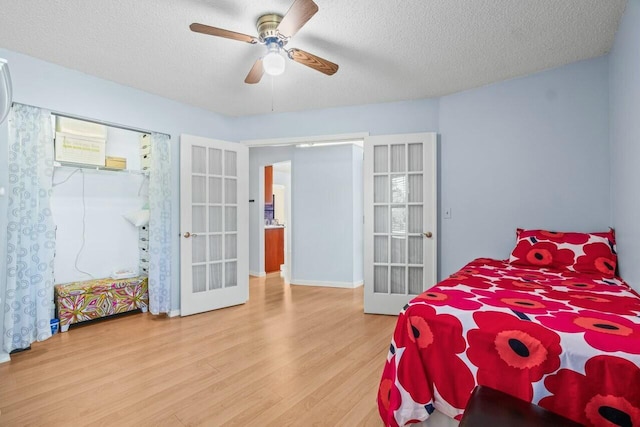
509,228 -> 617,278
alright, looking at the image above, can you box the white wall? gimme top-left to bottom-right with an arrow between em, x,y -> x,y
51,171 -> 146,284
272,165 -> 289,225
103,126 -> 143,171
609,0 -> 640,290
272,163 -> 290,279
52,126 -> 146,283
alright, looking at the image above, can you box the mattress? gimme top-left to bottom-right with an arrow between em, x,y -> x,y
377,258 -> 640,427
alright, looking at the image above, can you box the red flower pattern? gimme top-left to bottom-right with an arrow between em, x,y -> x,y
543,290 -> 640,316
378,257 -> 640,426
474,289 -> 569,314
516,228 -> 612,245
537,230 -> 590,244
548,279 -> 624,293
438,272 -> 494,290
509,229 -> 617,278
402,304 -> 475,409
466,311 -> 562,402
537,310 -> 640,354
508,268 -> 563,281
414,288 -> 481,310
489,277 -> 549,291
377,355 -> 402,427
510,240 -> 575,269
476,290 -> 571,314
575,242 -> 617,278
540,355 -> 640,426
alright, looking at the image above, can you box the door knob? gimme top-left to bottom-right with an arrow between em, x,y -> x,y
183,232 -> 198,238
423,231 -> 433,238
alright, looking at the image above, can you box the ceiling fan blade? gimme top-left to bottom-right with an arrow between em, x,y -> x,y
245,59 -> 264,84
277,0 -> 319,38
289,49 -> 338,76
190,23 -> 257,44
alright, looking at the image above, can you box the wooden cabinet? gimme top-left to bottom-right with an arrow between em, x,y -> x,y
265,227 -> 284,273
264,165 -> 273,204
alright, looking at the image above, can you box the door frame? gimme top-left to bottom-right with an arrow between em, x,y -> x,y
242,132 -> 369,281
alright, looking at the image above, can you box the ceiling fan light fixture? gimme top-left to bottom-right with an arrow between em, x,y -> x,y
263,45 -> 286,76
190,0 -> 338,84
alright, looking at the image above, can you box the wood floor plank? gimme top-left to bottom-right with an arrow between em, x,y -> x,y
0,274 -> 397,426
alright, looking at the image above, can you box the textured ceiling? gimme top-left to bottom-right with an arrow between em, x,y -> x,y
0,0 -> 626,116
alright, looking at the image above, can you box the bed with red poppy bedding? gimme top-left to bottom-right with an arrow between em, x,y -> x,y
377,230 -> 640,427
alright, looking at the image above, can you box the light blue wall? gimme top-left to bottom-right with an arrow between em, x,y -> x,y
0,48 -> 235,315
241,56 -> 612,282
233,98 -> 440,141
292,144 -> 359,284
609,0 -> 640,290
438,56 -> 611,277
248,144 -> 363,286
236,94 -> 440,284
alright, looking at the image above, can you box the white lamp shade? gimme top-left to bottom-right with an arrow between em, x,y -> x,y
263,51 -> 285,76
0,58 -> 12,124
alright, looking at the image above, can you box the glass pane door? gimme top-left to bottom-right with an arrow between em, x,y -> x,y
190,147 -> 239,294
373,142 -> 425,296
180,135 -> 248,316
364,133 -> 437,315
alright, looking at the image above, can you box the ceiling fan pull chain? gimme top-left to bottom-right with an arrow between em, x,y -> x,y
271,76 -> 275,112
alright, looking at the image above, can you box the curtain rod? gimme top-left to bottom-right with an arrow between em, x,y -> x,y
12,101 -> 171,138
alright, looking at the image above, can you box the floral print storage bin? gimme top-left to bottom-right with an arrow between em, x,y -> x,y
55,276 -> 149,332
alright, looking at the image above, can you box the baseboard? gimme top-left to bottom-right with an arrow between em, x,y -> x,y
290,278 -> 364,289
168,309 -> 181,317
249,270 -> 267,277
0,351 -> 10,364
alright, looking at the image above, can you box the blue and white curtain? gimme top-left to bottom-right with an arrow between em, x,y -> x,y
4,103 -> 55,352
148,132 -> 172,314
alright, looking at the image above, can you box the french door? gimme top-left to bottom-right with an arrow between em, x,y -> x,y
364,133 -> 437,315
180,135 -> 248,316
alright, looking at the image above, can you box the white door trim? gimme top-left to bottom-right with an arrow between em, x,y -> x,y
241,132 -> 369,147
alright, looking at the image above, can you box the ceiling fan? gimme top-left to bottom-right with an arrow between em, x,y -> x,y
190,0 -> 339,84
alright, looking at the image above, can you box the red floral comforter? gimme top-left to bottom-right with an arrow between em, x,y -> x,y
377,258 -> 640,427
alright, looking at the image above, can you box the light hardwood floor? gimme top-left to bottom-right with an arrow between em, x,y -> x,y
0,274 -> 398,426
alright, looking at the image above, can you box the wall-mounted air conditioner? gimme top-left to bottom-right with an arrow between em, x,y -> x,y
54,116 -> 107,166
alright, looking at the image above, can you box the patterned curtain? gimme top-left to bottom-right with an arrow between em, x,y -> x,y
4,103 -> 55,352
148,132 -> 172,314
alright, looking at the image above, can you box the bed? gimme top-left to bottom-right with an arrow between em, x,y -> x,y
377,228 -> 640,427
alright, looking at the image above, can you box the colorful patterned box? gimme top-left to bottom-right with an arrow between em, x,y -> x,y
55,276 -> 149,332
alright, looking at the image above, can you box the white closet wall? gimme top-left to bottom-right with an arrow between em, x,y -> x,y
51,126 -> 147,284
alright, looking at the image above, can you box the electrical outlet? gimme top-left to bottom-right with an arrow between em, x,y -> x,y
444,207 -> 452,219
